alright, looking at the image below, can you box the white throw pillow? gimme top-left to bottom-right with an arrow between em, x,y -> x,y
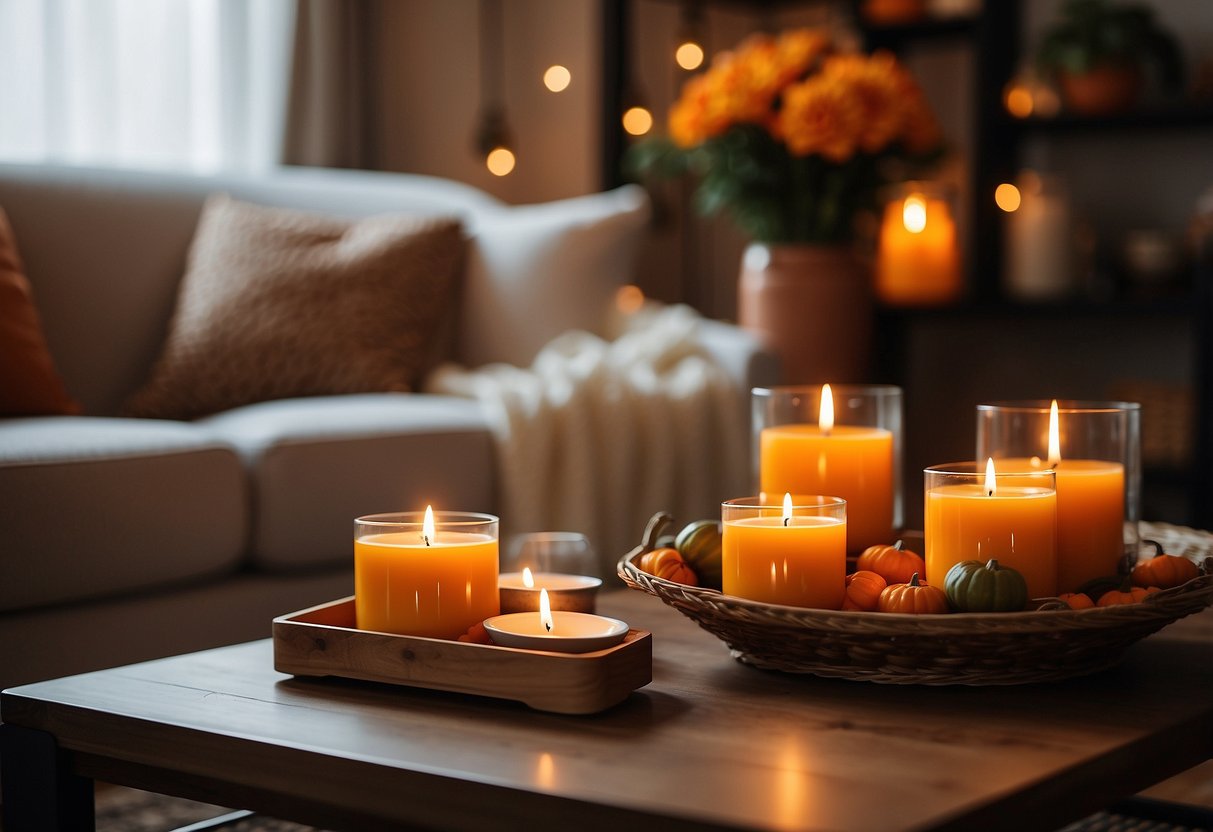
458,185 -> 651,369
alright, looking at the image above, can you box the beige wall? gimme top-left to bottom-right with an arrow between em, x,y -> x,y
372,0 -> 599,204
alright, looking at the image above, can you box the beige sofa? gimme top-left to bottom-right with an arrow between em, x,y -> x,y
0,163 -> 775,690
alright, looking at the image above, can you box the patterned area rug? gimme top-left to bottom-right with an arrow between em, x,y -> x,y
95,784 -> 326,832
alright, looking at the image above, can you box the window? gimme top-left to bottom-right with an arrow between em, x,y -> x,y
0,0 -> 294,173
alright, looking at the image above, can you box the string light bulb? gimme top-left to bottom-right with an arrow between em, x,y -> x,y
675,41 -> 704,70
622,105 -> 653,136
543,65 -> 571,92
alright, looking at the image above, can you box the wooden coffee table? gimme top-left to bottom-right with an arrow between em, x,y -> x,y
3,590 -> 1212,831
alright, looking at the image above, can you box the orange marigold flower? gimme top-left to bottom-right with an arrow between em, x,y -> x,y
777,75 -> 864,162
822,51 -> 907,154
774,28 -> 830,85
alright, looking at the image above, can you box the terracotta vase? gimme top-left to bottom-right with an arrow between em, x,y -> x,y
738,243 -> 873,385
1058,64 -> 1142,116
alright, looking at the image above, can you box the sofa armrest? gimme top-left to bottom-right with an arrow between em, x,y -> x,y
695,318 -> 780,395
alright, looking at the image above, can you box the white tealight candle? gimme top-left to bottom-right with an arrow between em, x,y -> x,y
484,589 -> 628,653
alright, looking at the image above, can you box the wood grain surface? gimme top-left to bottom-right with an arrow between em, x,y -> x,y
3,590 -> 1212,832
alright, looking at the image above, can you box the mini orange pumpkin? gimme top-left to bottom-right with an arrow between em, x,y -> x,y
843,570 -> 887,611
1131,541 -> 1199,589
878,572 -> 950,614
1097,585 -> 1161,606
638,547 -> 699,586
1058,592 -> 1094,610
857,540 -> 926,586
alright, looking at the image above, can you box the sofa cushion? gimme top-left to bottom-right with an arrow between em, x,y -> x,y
201,393 -> 494,571
0,208 -> 80,416
125,196 -> 465,420
0,417 -> 246,611
458,185 -> 650,369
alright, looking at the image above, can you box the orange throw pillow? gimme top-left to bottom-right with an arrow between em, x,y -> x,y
0,208 -> 80,416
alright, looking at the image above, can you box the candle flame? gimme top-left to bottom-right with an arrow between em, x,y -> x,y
1048,399 -> 1061,465
422,505 -> 435,546
782,492 -> 793,526
522,566 -> 535,588
539,588 -> 553,632
903,193 -> 927,234
819,384 -> 834,435
984,458 -> 997,497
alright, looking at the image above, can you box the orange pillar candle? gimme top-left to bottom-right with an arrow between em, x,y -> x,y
722,494 -> 847,609
875,186 -> 962,306
354,507 -> 500,639
925,460 -> 1057,599
996,402 -> 1125,593
759,385 -> 894,552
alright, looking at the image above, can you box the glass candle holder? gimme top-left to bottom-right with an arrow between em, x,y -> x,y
976,400 -> 1141,593
354,510 -> 499,639
721,495 -> 847,609
924,462 -> 1057,599
752,384 -> 902,553
500,532 -> 600,614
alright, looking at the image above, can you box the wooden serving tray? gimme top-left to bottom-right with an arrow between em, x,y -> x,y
272,597 -> 652,714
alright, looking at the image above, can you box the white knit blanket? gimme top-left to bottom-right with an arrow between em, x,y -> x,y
425,304 -> 747,578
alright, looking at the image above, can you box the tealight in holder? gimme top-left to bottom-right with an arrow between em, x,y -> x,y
751,384 -> 903,553
976,400 -> 1141,593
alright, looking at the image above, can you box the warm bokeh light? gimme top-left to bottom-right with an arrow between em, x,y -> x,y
543,65 -> 571,92
615,284 -> 645,314
902,194 -> 927,233
995,183 -> 1021,212
486,147 -> 516,176
1005,84 -> 1034,118
622,106 -> 653,136
675,41 -> 704,70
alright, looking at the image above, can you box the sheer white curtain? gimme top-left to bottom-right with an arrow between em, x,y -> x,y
0,0 -> 295,174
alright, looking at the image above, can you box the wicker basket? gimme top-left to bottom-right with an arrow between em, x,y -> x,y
617,521 -> 1213,685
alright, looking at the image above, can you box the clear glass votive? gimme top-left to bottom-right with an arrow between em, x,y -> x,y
721,495 -> 847,609
500,531 -> 600,614
976,400 -> 1141,592
752,384 -> 902,553
924,462 -> 1057,599
354,511 -> 499,640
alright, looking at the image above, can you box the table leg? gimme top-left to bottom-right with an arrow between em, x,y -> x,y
1,723 -> 94,831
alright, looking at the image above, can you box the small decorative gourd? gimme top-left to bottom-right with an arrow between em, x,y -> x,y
878,573 -> 950,614
675,520 -> 723,589
1058,592 -> 1094,610
1097,583 -> 1161,606
638,547 -> 699,586
1131,540 -> 1199,589
943,559 -> 1029,612
856,539 -> 926,586
842,570 -> 887,611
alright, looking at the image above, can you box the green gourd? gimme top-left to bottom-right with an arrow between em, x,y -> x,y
943,559 -> 1029,612
675,520 -> 723,590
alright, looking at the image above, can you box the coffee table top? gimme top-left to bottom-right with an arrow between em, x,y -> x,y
4,590 -> 1212,831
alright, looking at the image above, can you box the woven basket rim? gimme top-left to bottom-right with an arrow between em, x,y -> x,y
617,521 -> 1213,639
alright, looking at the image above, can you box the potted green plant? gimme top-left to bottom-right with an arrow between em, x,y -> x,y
1035,0 -> 1184,116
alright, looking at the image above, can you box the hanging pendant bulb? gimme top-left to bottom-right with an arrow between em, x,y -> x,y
674,0 -> 706,71
474,0 -> 515,176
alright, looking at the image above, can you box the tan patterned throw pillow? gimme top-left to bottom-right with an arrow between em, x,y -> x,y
125,195 -> 464,420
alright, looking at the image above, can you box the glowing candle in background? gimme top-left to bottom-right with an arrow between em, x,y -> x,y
722,493 -> 847,609
925,459 -> 1058,598
354,508 -> 499,639
876,184 -> 962,306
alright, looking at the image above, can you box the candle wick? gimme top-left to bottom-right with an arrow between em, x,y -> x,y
987,489 -> 993,498
783,516 -> 790,527
423,534 -> 431,547
544,620 -> 552,633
